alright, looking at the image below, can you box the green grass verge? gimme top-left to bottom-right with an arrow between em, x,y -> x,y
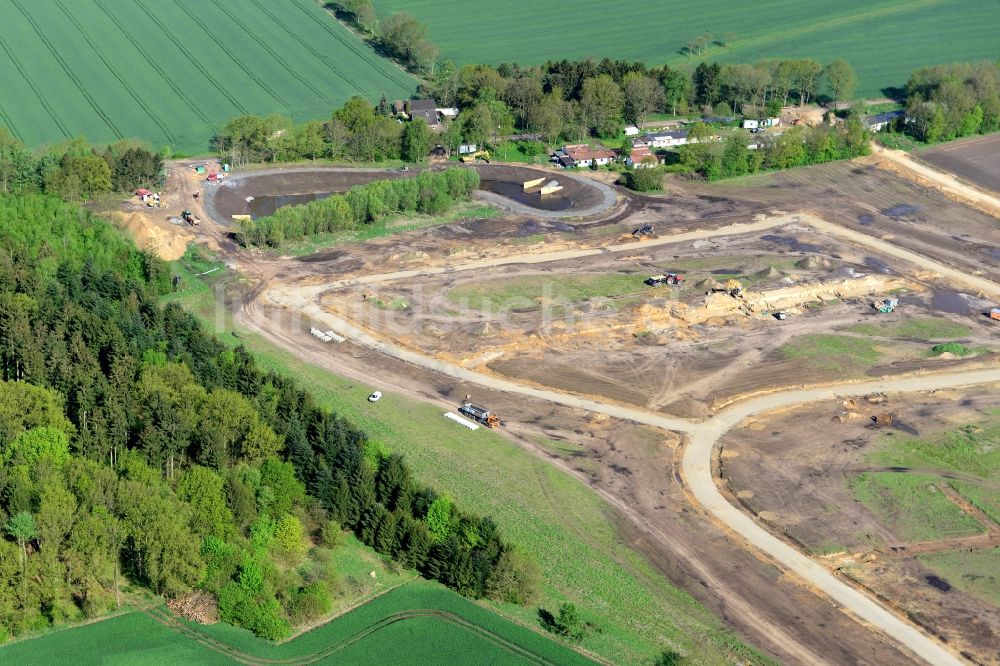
169,274 -> 773,665
850,473 -> 984,542
918,548 -> 1000,608
848,317 -> 971,340
1,581 -> 593,666
948,480 -> 1000,526
779,334 -> 882,372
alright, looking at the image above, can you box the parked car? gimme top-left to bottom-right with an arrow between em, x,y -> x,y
368,391 -> 382,402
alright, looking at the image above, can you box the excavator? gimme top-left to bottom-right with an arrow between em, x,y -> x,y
460,150 -> 491,164
711,279 -> 743,297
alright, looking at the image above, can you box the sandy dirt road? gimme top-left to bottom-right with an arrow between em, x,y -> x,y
872,143 -> 1000,217
255,207 -> 1000,665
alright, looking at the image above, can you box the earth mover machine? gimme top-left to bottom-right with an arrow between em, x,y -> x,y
458,403 -> 500,429
646,273 -> 684,286
874,297 -> 898,313
460,150 -> 491,164
181,210 -> 200,226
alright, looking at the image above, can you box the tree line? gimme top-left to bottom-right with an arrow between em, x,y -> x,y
236,167 -> 479,247
329,1 -> 439,75
0,131 -> 163,200
675,116 -> 869,180
902,61 -> 1000,142
0,192 -> 536,640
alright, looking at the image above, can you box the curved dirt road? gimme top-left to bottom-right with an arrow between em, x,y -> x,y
256,211 -> 1000,664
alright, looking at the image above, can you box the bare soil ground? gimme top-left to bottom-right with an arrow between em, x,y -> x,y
919,134 -> 1000,196
719,387 -> 1000,663
156,153 -> 1000,665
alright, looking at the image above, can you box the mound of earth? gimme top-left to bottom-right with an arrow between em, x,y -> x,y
795,256 -> 833,270
756,266 -> 783,278
694,278 -> 723,290
110,211 -> 191,260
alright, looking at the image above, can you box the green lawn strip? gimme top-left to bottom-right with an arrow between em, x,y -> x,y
779,334 -> 882,372
848,317 -> 971,340
448,274 -> 644,311
169,275 -> 766,664
850,472 -> 985,542
918,547 -> 1000,607
866,414 -> 1000,479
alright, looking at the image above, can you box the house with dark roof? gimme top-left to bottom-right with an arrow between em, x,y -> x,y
644,130 -> 690,148
864,109 -> 905,132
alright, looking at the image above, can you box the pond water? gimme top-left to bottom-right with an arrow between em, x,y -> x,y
478,180 -> 572,211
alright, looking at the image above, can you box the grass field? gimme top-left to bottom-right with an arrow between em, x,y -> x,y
0,581 -> 594,665
850,472 -> 984,542
447,274 -> 643,311
0,0 -> 415,151
166,266 -> 773,665
847,317 -> 971,340
779,334 -> 882,372
374,0 -> 1000,97
918,548 -> 1000,608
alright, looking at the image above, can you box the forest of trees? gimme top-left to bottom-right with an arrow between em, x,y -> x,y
236,167 -> 479,247
0,193 -> 536,641
903,61 -> 1000,142
675,116 -> 870,180
0,132 -> 163,200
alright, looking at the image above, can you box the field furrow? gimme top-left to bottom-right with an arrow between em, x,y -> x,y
0,0 -> 415,151
53,0 -> 177,145
9,0 -> 124,140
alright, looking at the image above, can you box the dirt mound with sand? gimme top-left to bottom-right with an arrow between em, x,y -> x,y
795,256 -> 833,270
110,211 -> 192,260
756,266 -> 783,279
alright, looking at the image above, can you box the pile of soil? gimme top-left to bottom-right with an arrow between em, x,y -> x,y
110,211 -> 191,260
795,256 -> 833,270
756,266 -> 783,279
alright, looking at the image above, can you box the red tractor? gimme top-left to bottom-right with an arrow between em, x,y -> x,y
645,273 -> 684,286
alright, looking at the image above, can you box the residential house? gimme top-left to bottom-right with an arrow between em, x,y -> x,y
407,98 -> 442,129
625,145 -> 660,168
864,109 -> 905,132
643,130 -> 689,148
552,144 -> 616,168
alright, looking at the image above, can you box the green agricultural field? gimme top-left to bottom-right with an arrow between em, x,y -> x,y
374,0 -> 999,97
850,472 -> 985,542
0,0 -> 415,152
867,411 -> 1000,479
0,581 -> 594,666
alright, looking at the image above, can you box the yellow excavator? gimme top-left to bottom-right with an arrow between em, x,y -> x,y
460,150 -> 491,163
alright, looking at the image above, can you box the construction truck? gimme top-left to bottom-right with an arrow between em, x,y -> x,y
646,273 -> 684,286
458,402 -> 500,429
459,150 -> 490,163
990,307 -> 1000,321
632,224 -> 654,237
181,209 -> 200,226
873,297 -> 898,313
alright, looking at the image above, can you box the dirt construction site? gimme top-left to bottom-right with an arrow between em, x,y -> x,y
161,145 -> 1000,665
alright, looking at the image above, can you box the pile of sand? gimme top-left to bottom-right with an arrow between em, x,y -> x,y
756,266 -> 783,279
693,278 -> 722,290
795,256 -> 833,270
110,211 -> 192,260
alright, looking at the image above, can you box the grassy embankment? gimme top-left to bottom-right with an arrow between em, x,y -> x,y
166,254 -> 775,665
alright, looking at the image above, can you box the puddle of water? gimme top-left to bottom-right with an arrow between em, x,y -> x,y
760,234 -> 823,253
479,180 -> 572,211
926,575 -> 951,592
249,192 -> 334,219
863,257 -> 892,274
988,246 -> 1000,261
710,269 -> 740,275
858,213 -> 875,226
881,204 -> 921,218
931,290 -> 977,314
